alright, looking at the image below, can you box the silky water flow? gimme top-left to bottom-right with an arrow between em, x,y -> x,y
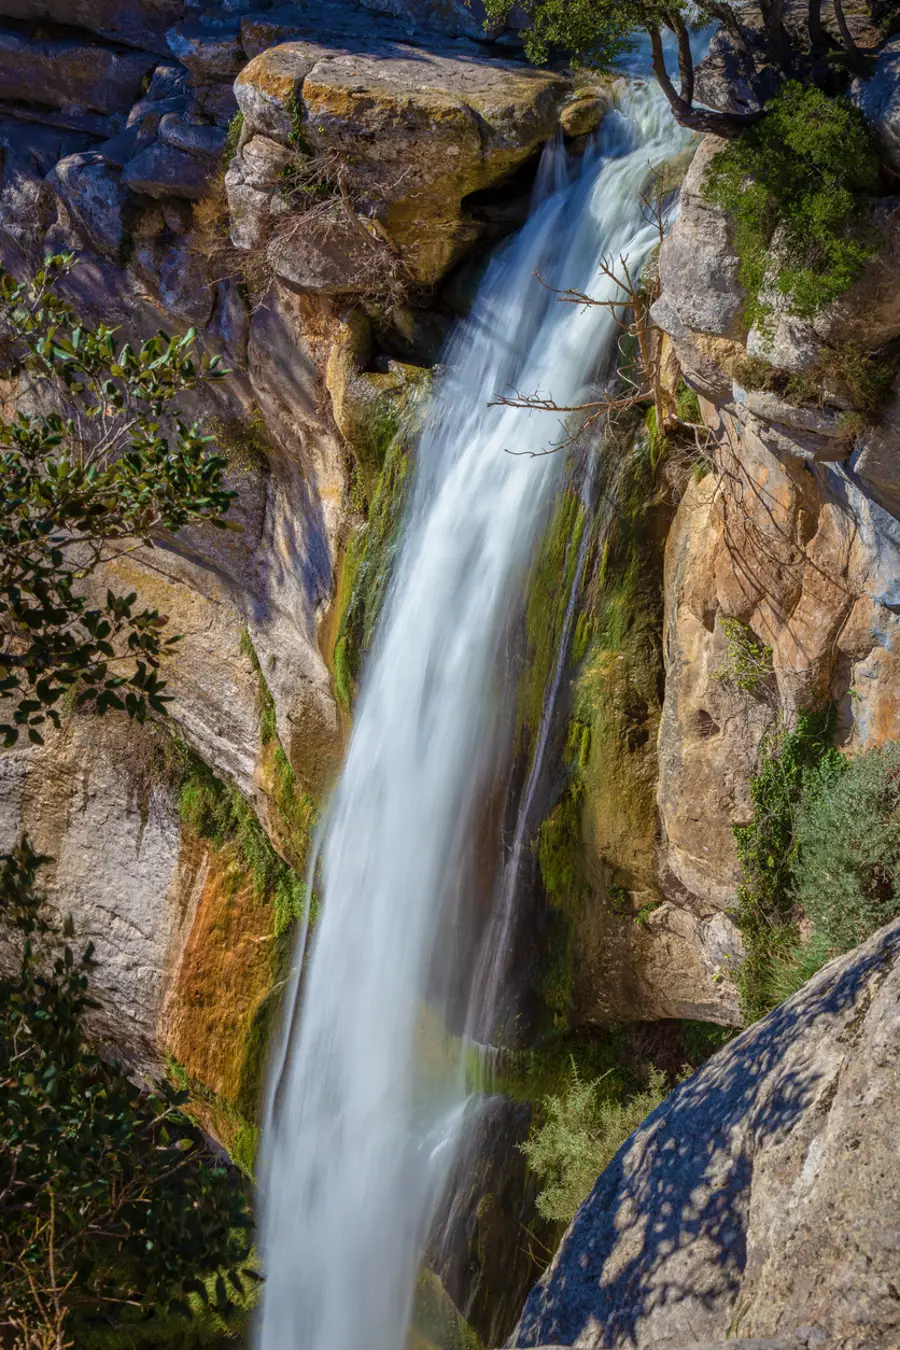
256,78 -> 692,1350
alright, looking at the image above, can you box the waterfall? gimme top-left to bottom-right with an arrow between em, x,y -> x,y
256,79 -> 692,1350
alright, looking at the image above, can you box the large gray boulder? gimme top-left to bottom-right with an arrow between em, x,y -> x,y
513,918 -> 900,1350
853,37 -> 900,175
652,137 -> 745,340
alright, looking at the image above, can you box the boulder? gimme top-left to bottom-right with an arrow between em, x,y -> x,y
651,138 -> 746,344
165,20 -> 246,81
158,112 -> 227,158
45,152 -> 129,259
134,237 -> 216,325
559,94 -> 608,138
852,36 -> 900,174
191,82 -> 240,126
122,140 -> 217,198
693,21 -> 778,117
514,918 -> 900,1350
0,0 -> 183,57
231,37 -> 568,286
0,118 -> 93,272
0,29 -> 156,116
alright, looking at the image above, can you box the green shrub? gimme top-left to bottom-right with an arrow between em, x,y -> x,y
704,83 -> 880,326
520,1060 -> 667,1224
733,707 -> 843,1021
792,744 -> 900,953
0,841 -> 256,1345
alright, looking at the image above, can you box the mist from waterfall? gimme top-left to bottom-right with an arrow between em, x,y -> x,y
256,78 -> 693,1350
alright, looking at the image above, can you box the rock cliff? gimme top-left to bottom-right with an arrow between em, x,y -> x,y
3,5 -> 900,1346
514,916 -> 900,1350
0,0 -> 577,1089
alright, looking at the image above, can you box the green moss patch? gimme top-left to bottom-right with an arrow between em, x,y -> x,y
332,431 -> 414,712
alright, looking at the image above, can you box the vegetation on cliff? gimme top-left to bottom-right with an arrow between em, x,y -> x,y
734,713 -> 900,1020
0,840 -> 255,1349
332,419 -> 414,713
703,83 -> 881,326
521,1059 -> 667,1223
0,257 -> 234,749
483,0 -> 891,137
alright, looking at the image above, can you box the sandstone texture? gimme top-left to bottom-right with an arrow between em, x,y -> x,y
515,918 -> 900,1350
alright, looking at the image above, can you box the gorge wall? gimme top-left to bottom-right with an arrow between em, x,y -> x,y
2,3 -> 900,1345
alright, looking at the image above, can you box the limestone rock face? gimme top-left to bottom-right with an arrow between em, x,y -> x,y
514,918 -> 900,1350
652,138 -> 746,347
0,120 -> 95,272
231,38 -> 568,286
46,153 -> 130,258
658,408 -> 900,904
0,717 -> 193,1073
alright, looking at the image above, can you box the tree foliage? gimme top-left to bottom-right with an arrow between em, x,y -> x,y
0,839 -> 256,1349
703,82 -> 881,325
0,255 -> 235,748
483,0 -> 890,137
520,1059 -> 668,1224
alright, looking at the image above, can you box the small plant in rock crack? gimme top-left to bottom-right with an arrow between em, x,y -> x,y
715,617 -> 774,695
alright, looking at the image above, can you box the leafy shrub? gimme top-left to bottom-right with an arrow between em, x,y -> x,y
733,707 -> 843,1021
704,83 -> 881,326
734,714 -> 900,1019
0,257 -> 233,747
520,1060 -> 667,1224
0,840 -> 256,1347
792,744 -> 900,953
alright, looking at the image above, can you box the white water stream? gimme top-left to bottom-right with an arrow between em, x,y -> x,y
257,79 -> 692,1350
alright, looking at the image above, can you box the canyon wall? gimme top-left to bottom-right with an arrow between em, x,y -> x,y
2,6 -> 900,1345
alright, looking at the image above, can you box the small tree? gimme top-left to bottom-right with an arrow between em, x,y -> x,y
0,255 -> 235,748
0,839 -> 256,1349
483,1 -> 890,137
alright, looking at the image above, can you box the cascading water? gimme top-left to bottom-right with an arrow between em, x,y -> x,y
256,77 -> 692,1350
